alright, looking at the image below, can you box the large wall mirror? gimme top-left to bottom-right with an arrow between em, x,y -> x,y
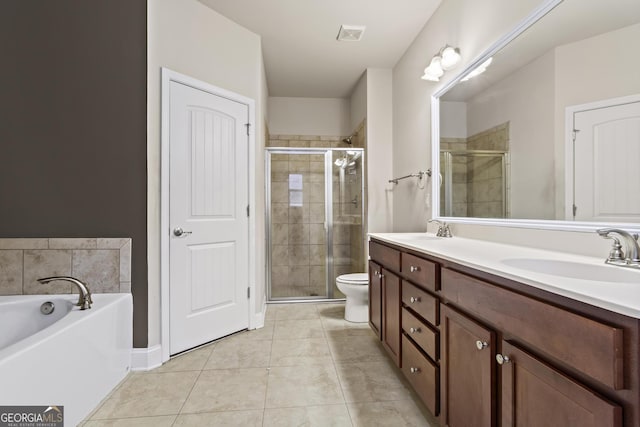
431,0 -> 640,231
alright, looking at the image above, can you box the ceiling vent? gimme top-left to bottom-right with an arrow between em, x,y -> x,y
336,25 -> 366,42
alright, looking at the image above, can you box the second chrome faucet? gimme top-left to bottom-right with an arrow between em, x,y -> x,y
597,228 -> 640,268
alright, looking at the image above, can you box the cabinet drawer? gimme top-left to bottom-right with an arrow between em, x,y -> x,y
402,281 -> 439,326
402,308 -> 438,361
402,253 -> 438,292
441,268 -> 624,390
370,240 -> 400,272
402,334 -> 439,416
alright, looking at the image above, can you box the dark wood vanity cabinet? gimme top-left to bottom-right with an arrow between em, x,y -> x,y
368,260 -> 382,337
441,304 -> 495,427
369,238 -> 638,427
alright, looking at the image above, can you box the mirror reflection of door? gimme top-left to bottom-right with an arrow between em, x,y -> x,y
571,98 -> 640,222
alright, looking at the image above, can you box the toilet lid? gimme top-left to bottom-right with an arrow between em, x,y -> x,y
337,273 -> 369,284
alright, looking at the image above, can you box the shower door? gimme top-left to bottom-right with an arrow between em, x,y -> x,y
266,148 -> 364,301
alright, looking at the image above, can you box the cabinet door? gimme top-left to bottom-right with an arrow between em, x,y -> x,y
368,260 -> 382,339
441,305 -> 495,427
382,269 -> 401,367
499,341 -> 622,427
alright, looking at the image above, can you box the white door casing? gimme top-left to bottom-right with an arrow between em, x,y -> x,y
161,69 -> 255,359
567,96 -> 640,222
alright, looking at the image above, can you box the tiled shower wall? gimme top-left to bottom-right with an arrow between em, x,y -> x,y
0,238 -> 131,295
268,122 -> 366,299
441,122 -> 510,218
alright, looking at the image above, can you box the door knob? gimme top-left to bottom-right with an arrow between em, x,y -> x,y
173,227 -> 193,237
410,367 -> 421,374
410,296 -> 421,303
410,266 -> 420,272
409,327 -> 421,334
475,340 -> 488,350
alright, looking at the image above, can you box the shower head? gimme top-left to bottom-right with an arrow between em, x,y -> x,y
342,136 -> 353,144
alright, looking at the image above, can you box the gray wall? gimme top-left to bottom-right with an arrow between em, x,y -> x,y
0,0 -> 148,347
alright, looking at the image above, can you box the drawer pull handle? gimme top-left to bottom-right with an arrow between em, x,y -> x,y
410,367 -> 421,374
475,340 -> 488,350
410,296 -> 421,303
409,327 -> 421,334
496,354 -> 511,365
410,265 -> 420,273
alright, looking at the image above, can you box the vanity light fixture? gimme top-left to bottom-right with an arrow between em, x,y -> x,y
461,57 -> 493,82
421,45 -> 461,82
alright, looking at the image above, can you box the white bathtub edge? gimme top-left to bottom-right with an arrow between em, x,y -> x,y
131,344 -> 163,371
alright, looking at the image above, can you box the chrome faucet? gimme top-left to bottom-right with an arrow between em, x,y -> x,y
38,276 -> 93,309
428,219 -> 452,238
596,228 -> 640,268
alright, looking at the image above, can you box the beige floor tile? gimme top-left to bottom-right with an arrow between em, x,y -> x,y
90,372 -> 199,419
348,399 -> 437,427
265,364 -> 344,408
263,404 -> 352,426
231,321 -> 275,341
180,368 -> 268,413
326,332 -> 387,364
82,415 -> 176,426
335,361 -> 413,402
270,338 -> 332,366
174,410 -> 263,426
273,319 -> 325,340
152,344 -> 214,373
204,337 -> 272,369
271,303 -> 320,320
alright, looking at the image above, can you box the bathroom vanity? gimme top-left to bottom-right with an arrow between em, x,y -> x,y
368,233 -> 640,427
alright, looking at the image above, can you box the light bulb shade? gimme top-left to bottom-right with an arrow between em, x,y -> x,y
422,55 -> 444,81
461,57 -> 493,82
440,46 -> 461,70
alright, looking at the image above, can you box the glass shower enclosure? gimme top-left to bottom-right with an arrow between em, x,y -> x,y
266,148 -> 365,301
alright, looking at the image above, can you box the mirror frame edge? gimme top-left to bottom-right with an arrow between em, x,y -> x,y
429,0 -> 640,234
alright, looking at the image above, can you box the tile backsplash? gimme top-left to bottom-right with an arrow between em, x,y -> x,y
0,238 -> 131,295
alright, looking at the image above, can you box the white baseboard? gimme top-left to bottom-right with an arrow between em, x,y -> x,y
251,300 -> 267,330
131,344 -> 163,371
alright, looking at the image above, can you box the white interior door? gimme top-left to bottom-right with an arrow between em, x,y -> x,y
573,100 -> 640,222
169,81 -> 249,355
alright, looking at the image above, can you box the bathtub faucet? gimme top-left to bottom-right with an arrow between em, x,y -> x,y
38,276 -> 93,310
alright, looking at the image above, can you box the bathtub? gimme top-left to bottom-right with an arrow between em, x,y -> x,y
0,293 -> 132,426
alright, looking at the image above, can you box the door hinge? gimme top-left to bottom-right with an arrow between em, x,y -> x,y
246,204 -> 250,217
245,123 -> 251,136
573,204 -> 578,217
247,287 -> 250,299
572,128 -> 580,142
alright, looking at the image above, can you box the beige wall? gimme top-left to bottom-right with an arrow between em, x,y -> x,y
268,97 -> 351,136
350,73 -> 367,133
366,69 -> 394,233
390,0 -> 621,251
392,0 -> 542,232
147,0 -> 267,347
467,49 -> 556,219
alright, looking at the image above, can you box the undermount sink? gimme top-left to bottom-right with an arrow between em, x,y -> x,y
501,258 -> 640,284
397,234 -> 442,241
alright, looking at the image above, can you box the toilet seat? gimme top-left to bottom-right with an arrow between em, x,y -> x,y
336,273 -> 368,284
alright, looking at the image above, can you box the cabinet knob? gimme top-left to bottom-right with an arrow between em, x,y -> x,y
496,354 -> 511,365
475,340 -> 488,351
410,265 -> 420,273
410,367 -> 421,374
410,296 -> 421,303
409,327 -> 421,334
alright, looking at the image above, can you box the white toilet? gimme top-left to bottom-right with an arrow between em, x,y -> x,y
336,273 -> 369,323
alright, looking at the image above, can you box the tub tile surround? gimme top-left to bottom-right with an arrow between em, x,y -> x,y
0,238 -> 131,295
82,303 -> 438,426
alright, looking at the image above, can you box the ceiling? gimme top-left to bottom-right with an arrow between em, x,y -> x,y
199,0 -> 442,98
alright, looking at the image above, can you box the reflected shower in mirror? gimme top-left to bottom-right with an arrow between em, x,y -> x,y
434,0 -> 640,224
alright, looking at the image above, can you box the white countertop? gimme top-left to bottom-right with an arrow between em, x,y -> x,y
369,233 -> 640,319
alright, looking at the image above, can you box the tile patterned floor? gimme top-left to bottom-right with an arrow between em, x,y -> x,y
82,303 -> 438,426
